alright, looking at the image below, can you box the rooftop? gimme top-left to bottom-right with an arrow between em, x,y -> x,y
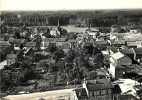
6,54 -> 17,59
111,52 -> 125,60
86,79 -> 112,91
120,48 -> 142,55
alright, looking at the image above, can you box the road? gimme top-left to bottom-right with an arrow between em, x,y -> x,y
2,89 -> 77,100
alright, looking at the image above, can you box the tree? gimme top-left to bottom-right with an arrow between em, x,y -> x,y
64,49 -> 76,63
48,43 -> 58,53
92,53 -> 104,69
53,48 -> 65,62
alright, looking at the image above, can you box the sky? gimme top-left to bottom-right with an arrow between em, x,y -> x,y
0,0 -> 142,11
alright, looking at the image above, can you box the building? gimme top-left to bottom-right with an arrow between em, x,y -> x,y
75,88 -> 88,100
120,48 -> 142,61
126,41 -> 138,48
111,40 -> 126,47
25,42 -> 37,47
110,52 -> 132,66
86,79 -> 113,100
85,28 -> 100,39
124,33 -> 142,42
95,40 -> 109,49
113,79 -> 140,100
115,64 -> 138,78
110,25 -> 122,33
0,40 -> 10,48
109,52 -> 132,78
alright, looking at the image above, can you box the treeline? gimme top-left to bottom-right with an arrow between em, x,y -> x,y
1,11 -> 142,27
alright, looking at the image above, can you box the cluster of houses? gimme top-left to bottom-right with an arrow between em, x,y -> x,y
0,25 -> 142,100
108,25 -> 142,100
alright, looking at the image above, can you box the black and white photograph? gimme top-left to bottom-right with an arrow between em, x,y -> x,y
0,0 -> 142,100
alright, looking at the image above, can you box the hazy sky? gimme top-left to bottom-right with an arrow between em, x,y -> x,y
0,0 -> 142,11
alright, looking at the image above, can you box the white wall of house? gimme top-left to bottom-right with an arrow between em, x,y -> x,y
109,63 -> 116,78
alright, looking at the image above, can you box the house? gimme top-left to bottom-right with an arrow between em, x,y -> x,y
110,25 -> 121,33
94,41 -> 109,49
124,33 -> 142,42
124,64 -> 142,77
85,28 -> 100,39
109,63 -> 116,78
43,38 -> 68,49
126,41 -> 142,48
75,88 -> 88,100
120,48 -> 142,61
40,41 -> 49,50
110,52 -> 132,66
67,39 -> 77,48
84,79 -> 113,100
95,41 -> 108,46
110,32 -> 125,41
0,41 -> 10,48
115,64 -> 136,79
112,59 -> 142,78
113,79 -> 140,100
43,38 -> 66,43
136,41 -> 142,48
96,68 -> 110,79
113,94 -> 138,100
134,48 -> 142,59
129,28 -> 141,34
111,40 -> 126,47
126,41 -> 137,48
25,42 -> 36,47
109,52 -> 132,78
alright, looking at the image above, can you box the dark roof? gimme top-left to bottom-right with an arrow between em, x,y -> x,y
96,68 -> 108,76
112,84 -> 121,94
0,41 -> 10,46
130,64 -> 142,75
126,41 -> 137,46
120,48 -> 134,54
87,79 -> 112,91
117,64 -> 142,76
25,42 -> 36,47
134,48 -> 142,54
68,39 -> 76,42
14,39 -> 25,44
112,40 -> 126,45
95,41 -> 108,45
7,54 -> 17,59
120,48 -> 142,55
43,38 -> 66,42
